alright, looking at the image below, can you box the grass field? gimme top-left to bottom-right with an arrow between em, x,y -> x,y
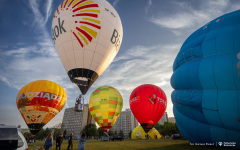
28,139 -> 236,150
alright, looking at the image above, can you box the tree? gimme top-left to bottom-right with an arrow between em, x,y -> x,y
108,130 -> 113,136
95,129 -> 99,137
17,125 -> 21,129
97,127 -> 103,137
128,130 -> 132,138
114,130 -> 118,136
175,123 -> 180,133
154,123 -> 161,131
53,128 -> 61,139
35,128 -> 51,140
83,123 -> 98,139
23,132 -> 32,140
119,130 -> 124,137
157,122 -> 180,136
63,130 -> 67,138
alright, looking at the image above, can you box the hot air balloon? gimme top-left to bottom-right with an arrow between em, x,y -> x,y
130,84 -> 167,133
89,86 -> 123,133
131,125 -> 162,140
148,128 -> 162,139
171,10 -> 240,147
52,0 -> 123,96
16,80 -> 67,135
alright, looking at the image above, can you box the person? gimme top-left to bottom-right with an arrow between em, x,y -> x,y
148,93 -> 157,104
56,133 -> 63,150
67,133 -> 73,150
44,132 -> 53,150
77,132 -> 87,150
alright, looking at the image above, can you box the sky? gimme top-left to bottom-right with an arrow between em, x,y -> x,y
0,0 -> 240,128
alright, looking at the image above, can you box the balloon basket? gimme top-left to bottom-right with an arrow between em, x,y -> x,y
75,94 -> 84,112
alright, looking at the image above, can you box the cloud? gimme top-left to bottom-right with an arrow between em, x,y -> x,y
91,43 -> 181,117
44,0 -> 53,24
0,76 -> 12,88
0,40 -> 178,127
28,0 -> 45,28
150,11 -> 208,29
0,0 -> 77,128
149,0 -> 239,35
0,48 -> 79,128
27,0 -> 57,57
1,47 -> 34,57
0,0 -> 60,89
113,0 -> 120,7
28,0 -> 52,27
145,0 -> 152,14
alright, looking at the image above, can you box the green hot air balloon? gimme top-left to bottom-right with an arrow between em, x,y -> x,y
89,86 -> 123,133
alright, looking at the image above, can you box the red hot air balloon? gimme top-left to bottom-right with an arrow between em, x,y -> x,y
130,84 -> 167,133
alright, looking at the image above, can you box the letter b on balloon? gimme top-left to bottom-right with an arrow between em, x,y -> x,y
111,29 -> 121,50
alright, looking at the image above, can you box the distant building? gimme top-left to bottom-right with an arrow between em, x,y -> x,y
110,109 -> 138,137
168,117 -> 176,124
158,112 -> 168,125
61,104 -> 95,138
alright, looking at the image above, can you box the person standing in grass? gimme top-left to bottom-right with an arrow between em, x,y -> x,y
56,133 -> 63,150
77,132 -> 87,150
67,133 -> 73,150
44,132 -> 53,150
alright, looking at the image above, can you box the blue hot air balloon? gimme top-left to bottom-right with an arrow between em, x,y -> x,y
171,10 -> 240,148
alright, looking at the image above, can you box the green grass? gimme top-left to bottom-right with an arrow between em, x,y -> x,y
28,139 -> 236,150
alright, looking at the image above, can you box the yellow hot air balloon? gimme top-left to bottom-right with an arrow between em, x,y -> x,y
131,125 -> 162,139
148,128 -> 162,139
131,125 -> 145,139
16,80 -> 67,135
89,86 -> 123,133
52,0 -> 123,95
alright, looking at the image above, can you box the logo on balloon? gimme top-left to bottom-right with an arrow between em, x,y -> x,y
111,29 -> 121,51
130,96 -> 140,105
17,92 -> 62,101
52,0 -> 102,48
52,18 -> 66,41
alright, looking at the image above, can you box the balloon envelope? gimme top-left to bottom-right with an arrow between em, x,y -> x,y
130,84 -> 167,133
16,80 -> 67,135
171,10 -> 240,147
89,86 -> 123,133
131,125 -> 162,140
52,0 -> 123,95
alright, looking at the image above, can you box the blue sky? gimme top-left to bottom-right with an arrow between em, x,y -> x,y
0,0 -> 240,128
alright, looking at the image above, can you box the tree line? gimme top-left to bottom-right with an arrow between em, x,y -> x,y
22,122 -> 180,141
154,122 -> 180,136
22,123 -> 126,141
82,124 -> 124,138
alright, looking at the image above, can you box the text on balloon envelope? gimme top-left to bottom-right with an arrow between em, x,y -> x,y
111,29 -> 121,51
52,18 -> 66,42
130,96 -> 167,106
17,92 -> 62,101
